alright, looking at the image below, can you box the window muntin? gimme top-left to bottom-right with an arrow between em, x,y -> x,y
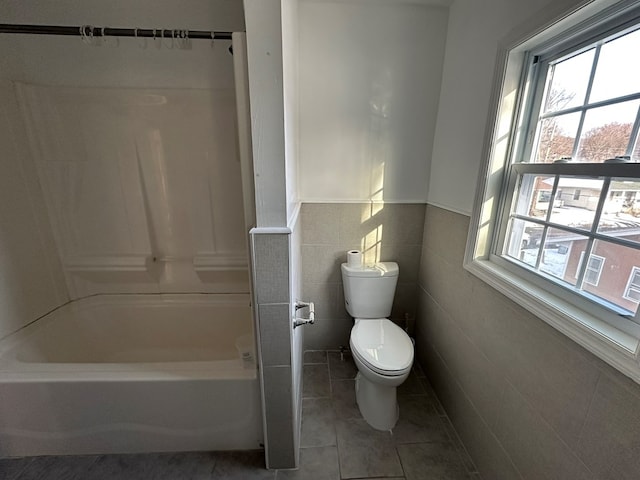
499,22 -> 640,321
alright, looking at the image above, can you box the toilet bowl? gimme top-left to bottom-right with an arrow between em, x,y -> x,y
341,262 -> 414,431
350,318 -> 413,430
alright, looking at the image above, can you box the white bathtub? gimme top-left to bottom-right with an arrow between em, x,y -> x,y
0,294 -> 263,457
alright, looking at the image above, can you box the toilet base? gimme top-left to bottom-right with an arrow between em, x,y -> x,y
355,372 -> 399,431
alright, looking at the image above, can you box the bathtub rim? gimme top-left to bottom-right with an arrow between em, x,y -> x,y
0,293 -> 257,381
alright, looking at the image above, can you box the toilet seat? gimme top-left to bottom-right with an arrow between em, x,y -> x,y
350,318 -> 413,376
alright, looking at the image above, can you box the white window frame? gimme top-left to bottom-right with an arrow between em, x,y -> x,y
576,252 -> 605,286
624,266 -> 640,302
465,0 -> 640,384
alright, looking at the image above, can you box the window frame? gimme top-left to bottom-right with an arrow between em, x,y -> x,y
576,252 -> 605,286
624,266 -> 640,302
465,0 -> 640,384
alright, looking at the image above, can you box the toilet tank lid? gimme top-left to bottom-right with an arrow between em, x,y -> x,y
341,262 -> 398,278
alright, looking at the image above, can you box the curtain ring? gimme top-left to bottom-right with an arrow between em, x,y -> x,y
162,29 -> 174,49
80,25 -> 92,45
153,28 -> 161,49
135,27 -> 146,49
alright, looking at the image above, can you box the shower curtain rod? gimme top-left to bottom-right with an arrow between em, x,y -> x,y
0,23 -> 232,40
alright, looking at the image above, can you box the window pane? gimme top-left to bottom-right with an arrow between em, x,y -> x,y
505,218 -> 543,268
539,227 -> 587,284
534,113 -> 580,163
543,48 -> 595,113
575,101 -> 639,162
598,178 -> 640,245
589,28 -> 640,103
552,177 -> 603,230
583,240 -> 640,315
633,132 -> 640,163
514,174 -> 555,220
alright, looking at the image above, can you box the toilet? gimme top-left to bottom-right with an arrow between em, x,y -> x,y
341,261 -> 414,431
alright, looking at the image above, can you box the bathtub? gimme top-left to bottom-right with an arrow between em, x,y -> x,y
0,294 -> 263,457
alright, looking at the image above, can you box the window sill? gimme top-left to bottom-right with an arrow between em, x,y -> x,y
465,258 -> 640,382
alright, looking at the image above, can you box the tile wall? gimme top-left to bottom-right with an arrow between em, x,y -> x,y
251,231 -> 297,469
300,203 -> 425,350
416,204 -> 640,479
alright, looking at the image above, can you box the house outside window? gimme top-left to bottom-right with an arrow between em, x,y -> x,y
466,1 -> 640,382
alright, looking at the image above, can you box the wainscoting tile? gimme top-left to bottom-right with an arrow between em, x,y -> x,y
259,303 -> 292,367
393,395 -> 451,445
335,417 -> 404,479
303,316 -> 352,351
276,446 -> 340,480
379,243 -> 422,284
423,205 -> 470,265
252,233 -> 290,304
263,366 -> 295,469
338,203 -> 372,247
398,370 -> 427,396
441,416 -> 479,475
397,442 -> 470,480
576,373 -> 640,479
376,203 -> 426,246
301,398 -> 336,447
494,384 -> 595,480
415,341 -> 523,480
302,282 -> 340,320
301,204 -> 342,246
301,245 -> 345,284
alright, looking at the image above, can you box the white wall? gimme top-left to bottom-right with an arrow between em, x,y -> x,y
244,0 -> 289,227
282,0 -> 301,223
298,0 -> 448,203
426,0 -> 591,215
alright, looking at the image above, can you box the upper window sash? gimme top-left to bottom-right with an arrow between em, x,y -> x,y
514,14 -> 640,167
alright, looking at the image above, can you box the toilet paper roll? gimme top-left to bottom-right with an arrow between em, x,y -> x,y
347,250 -> 363,268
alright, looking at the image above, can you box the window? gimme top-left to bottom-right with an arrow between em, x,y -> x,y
500,20 -> 640,319
576,252 -> 605,286
624,267 -> 640,302
466,1 -> 640,382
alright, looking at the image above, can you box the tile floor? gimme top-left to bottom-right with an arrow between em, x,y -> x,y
0,351 -> 480,479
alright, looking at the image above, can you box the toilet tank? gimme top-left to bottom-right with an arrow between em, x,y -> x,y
341,262 -> 399,318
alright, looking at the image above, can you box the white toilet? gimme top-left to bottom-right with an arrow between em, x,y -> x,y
341,261 -> 414,431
